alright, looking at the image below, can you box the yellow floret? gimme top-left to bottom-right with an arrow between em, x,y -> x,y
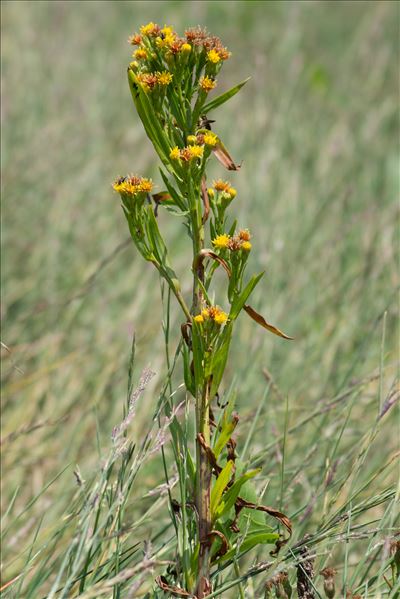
207,49 -> 221,64
181,43 -> 192,53
170,146 -> 181,160
187,135 -> 197,145
193,314 -> 204,323
157,71 -> 173,86
140,22 -> 158,36
241,241 -> 252,251
188,145 -> 204,160
207,188 -> 215,199
134,48 -> 147,60
199,76 -> 217,92
213,309 -> 228,325
212,234 -> 230,249
228,187 -> 237,198
203,132 -> 218,147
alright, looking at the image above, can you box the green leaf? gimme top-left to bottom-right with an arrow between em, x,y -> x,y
208,323 -> 233,398
218,531 -> 279,563
215,469 -> 261,519
213,413 -> 239,459
229,272 -> 264,320
202,77 -> 251,114
211,460 -> 234,519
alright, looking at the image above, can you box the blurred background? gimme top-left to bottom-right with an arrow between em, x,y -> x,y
1,0 -> 398,595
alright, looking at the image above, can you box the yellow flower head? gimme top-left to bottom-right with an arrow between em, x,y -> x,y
203,132 -> 218,147
213,309 -> 228,325
207,49 -> 221,64
207,306 -> 228,325
187,135 -> 197,145
199,76 -> 217,92
157,71 -> 173,86
207,188 -> 215,199
156,31 -> 176,48
170,146 -> 181,160
113,175 -> 152,197
213,179 -> 230,192
241,241 -> 252,251
212,234 -> 230,249
134,48 -> 147,60
188,145 -> 204,160
161,25 -> 174,37
228,187 -> 237,199
181,42 -> 192,53
136,72 -> 158,92
193,314 -> 204,324
140,22 -> 159,36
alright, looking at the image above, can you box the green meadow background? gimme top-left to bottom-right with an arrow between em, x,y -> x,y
1,1 -> 399,597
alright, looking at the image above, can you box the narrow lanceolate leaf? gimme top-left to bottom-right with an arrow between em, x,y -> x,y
213,413 -> 239,459
218,531 -> 280,563
211,460 -> 234,519
229,272 -> 264,320
202,77 -> 251,113
215,469 -> 261,518
244,305 -> 294,340
212,139 -> 241,171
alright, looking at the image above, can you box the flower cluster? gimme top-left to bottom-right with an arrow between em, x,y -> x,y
127,23 -> 230,100
135,71 -> 173,92
194,305 -> 228,325
113,175 -> 153,197
208,179 -> 237,203
212,229 -> 252,252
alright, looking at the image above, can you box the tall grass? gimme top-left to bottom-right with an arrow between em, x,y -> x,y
1,1 -> 399,597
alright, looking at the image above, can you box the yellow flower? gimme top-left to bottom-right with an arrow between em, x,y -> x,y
212,234 -> 230,249
129,61 -> 139,71
170,146 -> 181,160
203,132 -> 218,147
112,175 -> 152,196
241,241 -> 252,251
161,26 -> 174,36
194,314 -> 204,323
207,49 -> 221,64
157,71 -> 173,86
201,308 -> 210,319
156,32 -> 176,48
188,145 -> 204,160
207,188 -> 215,199
213,310 -> 228,325
140,22 -> 159,36
181,42 -> 192,53
199,76 -> 217,92
228,187 -> 237,198
213,179 -> 230,192
134,48 -> 147,60
187,135 -> 197,145
138,178 -> 153,193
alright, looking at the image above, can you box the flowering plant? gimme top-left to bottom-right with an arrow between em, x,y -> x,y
114,23 -> 292,598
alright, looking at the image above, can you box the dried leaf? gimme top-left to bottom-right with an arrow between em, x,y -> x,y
244,305 -> 294,340
198,249 -> 232,277
235,497 -> 292,535
209,529 -> 229,559
212,141 -> 241,171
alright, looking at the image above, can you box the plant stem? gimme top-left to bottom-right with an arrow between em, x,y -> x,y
196,378 -> 212,597
190,185 -> 211,597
